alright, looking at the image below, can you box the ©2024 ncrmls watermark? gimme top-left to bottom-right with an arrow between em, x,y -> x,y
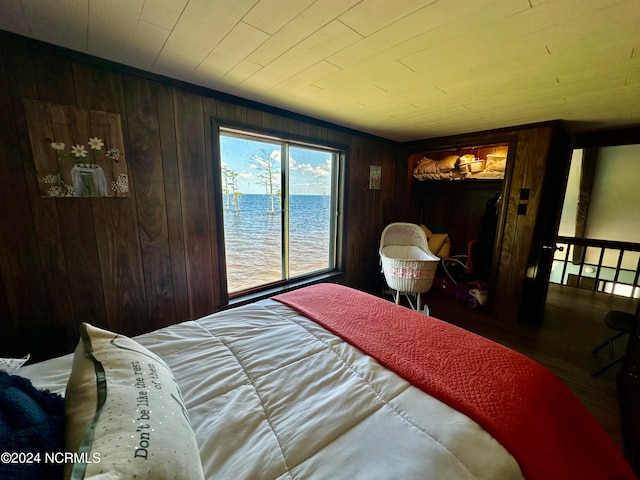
1,451 -> 101,465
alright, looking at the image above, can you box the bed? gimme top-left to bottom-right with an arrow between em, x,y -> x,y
11,283 -> 635,479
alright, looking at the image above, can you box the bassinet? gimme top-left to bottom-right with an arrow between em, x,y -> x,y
379,223 -> 440,312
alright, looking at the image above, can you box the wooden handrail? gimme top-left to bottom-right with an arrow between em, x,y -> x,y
556,236 -> 640,252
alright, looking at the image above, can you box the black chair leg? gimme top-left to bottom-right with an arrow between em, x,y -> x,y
592,331 -> 626,355
591,306 -> 639,377
592,355 -> 625,377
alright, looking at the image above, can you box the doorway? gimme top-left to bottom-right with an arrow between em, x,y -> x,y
549,144 -> 640,299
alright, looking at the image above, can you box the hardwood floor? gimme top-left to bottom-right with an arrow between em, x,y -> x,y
421,283 -> 638,451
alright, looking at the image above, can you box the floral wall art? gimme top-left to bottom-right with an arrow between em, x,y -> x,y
23,99 -> 130,198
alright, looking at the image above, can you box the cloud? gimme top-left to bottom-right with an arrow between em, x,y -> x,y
275,152 -> 329,178
299,162 -> 329,177
267,149 -> 282,164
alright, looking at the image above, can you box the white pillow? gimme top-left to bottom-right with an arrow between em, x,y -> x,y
64,323 -> 204,479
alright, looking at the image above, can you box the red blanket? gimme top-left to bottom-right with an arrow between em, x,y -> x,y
274,284 -> 635,480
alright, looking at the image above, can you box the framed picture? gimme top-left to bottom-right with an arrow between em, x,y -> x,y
369,165 -> 381,190
24,100 -> 130,198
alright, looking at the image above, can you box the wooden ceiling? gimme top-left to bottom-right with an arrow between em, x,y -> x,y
1,0 -> 638,141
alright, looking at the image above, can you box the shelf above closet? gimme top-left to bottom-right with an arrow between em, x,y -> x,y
411,144 -> 508,182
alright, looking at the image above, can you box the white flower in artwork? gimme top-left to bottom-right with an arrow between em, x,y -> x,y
106,148 -> 120,161
41,173 -> 75,196
47,186 -> 62,196
88,137 -> 104,150
71,144 -> 87,158
50,141 -> 65,151
112,173 -> 129,194
41,174 -> 59,184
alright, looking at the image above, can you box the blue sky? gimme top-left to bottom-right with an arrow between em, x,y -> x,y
220,135 -> 332,195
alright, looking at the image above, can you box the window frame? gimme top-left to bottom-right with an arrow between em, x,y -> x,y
213,123 -> 346,304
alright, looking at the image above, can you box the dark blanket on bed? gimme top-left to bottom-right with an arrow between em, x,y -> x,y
0,370 -> 65,480
274,283 -> 635,480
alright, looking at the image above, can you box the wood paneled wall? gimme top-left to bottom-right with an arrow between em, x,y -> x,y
0,34 -> 401,359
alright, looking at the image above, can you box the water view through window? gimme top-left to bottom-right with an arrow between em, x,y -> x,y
219,130 -> 338,294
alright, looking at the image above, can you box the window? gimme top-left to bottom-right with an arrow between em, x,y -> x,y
218,128 -> 341,295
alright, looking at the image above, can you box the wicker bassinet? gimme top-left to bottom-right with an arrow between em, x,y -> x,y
379,223 -> 440,295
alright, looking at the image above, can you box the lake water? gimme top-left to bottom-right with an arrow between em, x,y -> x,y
223,194 -> 332,292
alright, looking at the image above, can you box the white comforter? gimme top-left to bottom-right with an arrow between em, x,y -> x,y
21,299 -> 523,479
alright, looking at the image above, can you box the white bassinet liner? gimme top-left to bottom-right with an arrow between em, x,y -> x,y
382,245 -> 439,262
